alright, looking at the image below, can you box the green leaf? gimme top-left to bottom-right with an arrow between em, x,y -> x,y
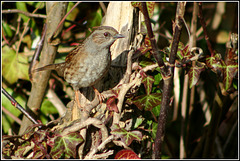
15,141 -> 31,158
206,54 -> 225,75
2,21 -> 13,37
87,7 -> 102,32
222,63 -> 238,90
50,132 -> 83,159
233,79 -> 238,90
111,124 -> 142,146
40,99 -> 58,115
153,72 -> 162,86
146,2 -> 155,18
152,105 -> 161,118
139,59 -> 155,68
131,2 -> 155,18
188,64 -> 205,88
26,2 -> 45,9
16,2 -> 29,22
65,2 -> 80,27
142,75 -> 154,95
133,117 -> 144,129
2,46 -> 29,84
206,53 -> 238,90
151,122 -> 158,139
131,93 -> 162,111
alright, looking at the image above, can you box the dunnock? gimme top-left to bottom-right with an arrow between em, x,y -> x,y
33,26 -> 124,108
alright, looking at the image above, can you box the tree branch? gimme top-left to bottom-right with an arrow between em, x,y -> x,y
141,2 -> 168,77
2,9 -> 46,18
153,2 -> 186,159
19,2 -> 68,135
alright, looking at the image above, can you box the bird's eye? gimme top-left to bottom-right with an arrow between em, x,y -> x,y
104,32 -> 109,37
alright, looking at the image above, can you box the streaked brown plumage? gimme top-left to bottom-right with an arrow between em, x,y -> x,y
34,26 -> 124,107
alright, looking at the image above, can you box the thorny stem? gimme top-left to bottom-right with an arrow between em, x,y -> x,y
198,2 -> 215,56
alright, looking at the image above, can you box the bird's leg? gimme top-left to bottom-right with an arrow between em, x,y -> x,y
92,86 -> 104,104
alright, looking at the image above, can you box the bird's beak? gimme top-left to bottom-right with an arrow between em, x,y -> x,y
114,34 -> 125,39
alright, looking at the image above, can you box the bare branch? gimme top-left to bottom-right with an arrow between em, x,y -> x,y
2,9 -> 46,18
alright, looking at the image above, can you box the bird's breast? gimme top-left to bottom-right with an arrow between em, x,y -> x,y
64,49 -> 111,88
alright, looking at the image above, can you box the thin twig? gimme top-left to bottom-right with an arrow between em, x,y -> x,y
2,87 -> 39,125
90,150 -> 114,159
9,16 -> 21,47
28,23 -> 47,80
2,29 -> 10,46
85,135 -> 115,159
112,63 -> 158,124
46,89 -> 66,117
2,106 -> 22,125
50,2 -> 81,41
2,9 -> 46,19
16,3 -> 42,56
99,2 -> 107,15
62,118 -> 108,141
198,2 -> 215,56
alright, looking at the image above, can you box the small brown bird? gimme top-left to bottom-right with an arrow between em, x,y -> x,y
33,26 -> 124,108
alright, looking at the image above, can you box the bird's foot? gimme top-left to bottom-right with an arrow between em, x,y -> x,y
92,86 -> 105,104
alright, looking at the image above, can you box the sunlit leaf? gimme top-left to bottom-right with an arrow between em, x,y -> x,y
50,132 -> 83,159
65,2 -> 80,27
111,124 -> 142,146
26,2 -> 45,9
115,149 -> 140,159
2,46 -> 29,84
133,117 -> 144,129
16,2 -> 29,22
132,2 -> 155,18
41,99 -> 58,115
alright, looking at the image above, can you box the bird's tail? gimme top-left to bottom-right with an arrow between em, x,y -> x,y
33,62 -> 65,77
33,64 -> 56,72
